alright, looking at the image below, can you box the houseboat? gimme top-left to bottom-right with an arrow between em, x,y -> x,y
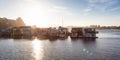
12,26 -> 34,37
70,27 -> 98,38
57,26 -> 69,38
70,28 -> 83,38
0,28 -> 12,37
47,28 -> 58,38
83,28 -> 98,38
36,28 -> 49,39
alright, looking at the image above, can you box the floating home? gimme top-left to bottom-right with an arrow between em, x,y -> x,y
0,28 -> 12,37
57,26 -> 69,38
36,28 -> 49,39
47,28 -> 58,38
12,26 -> 34,36
70,27 -> 98,38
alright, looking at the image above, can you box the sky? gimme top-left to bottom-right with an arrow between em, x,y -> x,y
0,0 -> 120,27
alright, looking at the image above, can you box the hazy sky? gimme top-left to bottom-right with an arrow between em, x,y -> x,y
0,0 -> 120,27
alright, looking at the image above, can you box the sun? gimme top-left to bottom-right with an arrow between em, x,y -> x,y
20,1 -> 51,27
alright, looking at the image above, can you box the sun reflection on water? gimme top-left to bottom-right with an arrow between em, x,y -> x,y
32,38 -> 44,60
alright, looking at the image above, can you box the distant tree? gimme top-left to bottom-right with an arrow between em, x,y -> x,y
16,17 -> 25,26
0,17 -> 25,29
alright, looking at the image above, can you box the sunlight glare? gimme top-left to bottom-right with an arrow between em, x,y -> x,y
32,38 -> 44,60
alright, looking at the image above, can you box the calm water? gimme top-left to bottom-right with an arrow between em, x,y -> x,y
0,30 -> 120,60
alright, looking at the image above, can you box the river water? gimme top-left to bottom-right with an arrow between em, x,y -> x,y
0,30 -> 120,60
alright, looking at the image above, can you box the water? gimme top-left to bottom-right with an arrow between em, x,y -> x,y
0,30 -> 120,60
